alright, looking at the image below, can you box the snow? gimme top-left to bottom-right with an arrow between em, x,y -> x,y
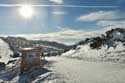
0,39 -> 13,64
114,42 -> 125,51
32,72 -> 65,83
1,56 -> 125,83
62,42 -> 125,62
62,44 -> 106,58
59,40 -> 125,82
112,31 -> 122,40
46,56 -> 125,83
4,70 -> 64,83
0,58 -> 64,83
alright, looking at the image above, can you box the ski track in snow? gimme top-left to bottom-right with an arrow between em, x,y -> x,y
46,56 -> 125,83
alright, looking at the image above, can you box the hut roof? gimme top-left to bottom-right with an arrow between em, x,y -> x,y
21,47 -> 43,52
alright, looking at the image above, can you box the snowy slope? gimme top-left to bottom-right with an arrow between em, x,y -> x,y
62,42 -> 125,62
0,39 -> 13,64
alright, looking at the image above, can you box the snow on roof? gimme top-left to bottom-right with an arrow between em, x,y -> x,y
21,47 -> 42,51
21,47 -> 35,51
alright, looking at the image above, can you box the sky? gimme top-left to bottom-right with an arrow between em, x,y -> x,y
0,0 -> 125,44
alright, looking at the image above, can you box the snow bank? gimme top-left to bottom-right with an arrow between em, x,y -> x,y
62,44 -> 107,58
62,42 -> 125,62
0,39 -> 13,64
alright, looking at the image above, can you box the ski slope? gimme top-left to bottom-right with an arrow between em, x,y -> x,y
46,56 -> 125,83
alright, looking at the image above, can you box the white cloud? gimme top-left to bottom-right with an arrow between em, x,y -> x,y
97,20 -> 125,27
49,0 -> 63,4
15,28 -> 102,45
77,11 -> 118,22
97,20 -> 125,30
52,11 -> 66,15
56,26 -> 68,30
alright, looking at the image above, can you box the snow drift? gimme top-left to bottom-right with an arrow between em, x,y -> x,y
62,42 -> 125,62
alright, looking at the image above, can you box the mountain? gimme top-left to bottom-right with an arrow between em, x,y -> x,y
73,28 -> 125,49
0,36 -> 72,58
30,40 -> 72,52
62,28 -> 125,62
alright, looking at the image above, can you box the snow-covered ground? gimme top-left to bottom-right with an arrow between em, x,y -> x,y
46,56 -> 125,83
10,67 -> 65,83
1,56 -> 125,83
0,39 -> 13,64
0,63 -> 65,83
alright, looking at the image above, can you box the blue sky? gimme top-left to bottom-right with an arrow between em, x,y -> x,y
0,0 -> 125,44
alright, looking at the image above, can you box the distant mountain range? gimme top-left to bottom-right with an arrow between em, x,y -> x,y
0,36 -> 73,57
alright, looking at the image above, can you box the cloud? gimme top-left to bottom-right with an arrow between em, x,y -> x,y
77,11 -> 118,22
49,0 -> 63,4
52,11 -> 66,15
97,20 -> 125,29
15,28 -> 102,45
77,10 -> 125,31
57,26 -> 68,30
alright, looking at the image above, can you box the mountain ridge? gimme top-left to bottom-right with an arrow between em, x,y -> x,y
0,36 -> 72,57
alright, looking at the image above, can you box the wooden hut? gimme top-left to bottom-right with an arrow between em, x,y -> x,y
20,47 -> 43,73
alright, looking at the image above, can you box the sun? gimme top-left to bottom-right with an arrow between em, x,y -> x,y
18,5 -> 34,19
